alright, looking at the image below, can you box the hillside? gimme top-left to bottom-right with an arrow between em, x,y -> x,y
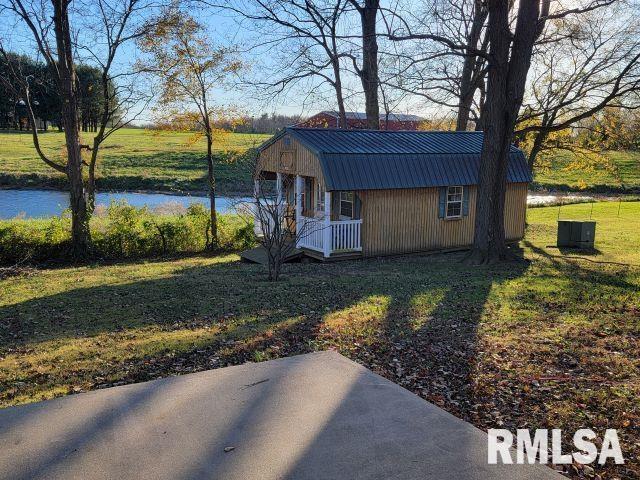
0,129 -> 269,194
532,149 -> 640,193
1,129 -> 638,194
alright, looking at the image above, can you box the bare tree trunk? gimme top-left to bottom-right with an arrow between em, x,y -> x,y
351,0 -> 380,129
360,0 -> 380,130
456,0 -> 487,131
468,0 -> 510,263
87,71 -> 111,215
527,129 -> 547,172
53,0 -> 91,257
361,0 -> 379,129
206,131 -> 218,249
332,58 -> 348,128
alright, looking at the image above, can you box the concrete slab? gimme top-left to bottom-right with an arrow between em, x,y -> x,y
0,351 -> 561,480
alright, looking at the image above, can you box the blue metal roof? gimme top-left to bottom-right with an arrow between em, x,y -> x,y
260,127 -> 532,190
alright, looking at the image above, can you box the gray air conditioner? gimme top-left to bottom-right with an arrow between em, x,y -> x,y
557,220 -> 596,248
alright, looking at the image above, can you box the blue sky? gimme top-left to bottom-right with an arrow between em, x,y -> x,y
0,0 -> 430,122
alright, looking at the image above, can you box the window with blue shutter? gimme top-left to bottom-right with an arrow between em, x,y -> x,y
439,186 -> 466,219
445,186 -> 463,218
438,187 -> 447,218
462,187 -> 470,216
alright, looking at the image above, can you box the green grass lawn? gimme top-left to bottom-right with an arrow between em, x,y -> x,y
526,199 -> 640,265
0,128 -> 269,194
533,149 -> 640,193
1,202 -> 639,478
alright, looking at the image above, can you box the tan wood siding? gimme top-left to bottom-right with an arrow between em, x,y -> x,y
504,183 -> 528,241
257,135 -> 325,187
360,183 -> 527,256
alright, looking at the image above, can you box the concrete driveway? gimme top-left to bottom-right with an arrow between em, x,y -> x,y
0,351 -> 560,480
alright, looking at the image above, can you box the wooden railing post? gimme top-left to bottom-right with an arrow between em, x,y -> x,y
323,191 -> 331,258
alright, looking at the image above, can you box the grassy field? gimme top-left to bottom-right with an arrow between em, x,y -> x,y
533,149 -> 640,193
1,201 -> 639,478
1,128 -> 639,195
0,128 -> 269,194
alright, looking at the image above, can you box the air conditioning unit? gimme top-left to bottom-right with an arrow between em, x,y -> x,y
557,220 -> 596,248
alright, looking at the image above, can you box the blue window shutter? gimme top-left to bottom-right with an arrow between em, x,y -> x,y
438,187 -> 446,218
463,186 -> 470,216
354,193 -> 362,219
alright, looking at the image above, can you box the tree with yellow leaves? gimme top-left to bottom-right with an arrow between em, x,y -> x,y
138,11 -> 243,249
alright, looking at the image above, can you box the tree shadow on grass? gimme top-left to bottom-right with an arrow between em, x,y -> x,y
0,250 -> 529,409
519,241 -> 640,477
367,249 -> 530,422
4,243 -> 635,477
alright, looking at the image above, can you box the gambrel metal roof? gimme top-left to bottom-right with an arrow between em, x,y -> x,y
258,127 -> 532,191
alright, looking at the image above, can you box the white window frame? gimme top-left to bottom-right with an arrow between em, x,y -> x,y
340,191 -> 354,219
446,186 -> 463,219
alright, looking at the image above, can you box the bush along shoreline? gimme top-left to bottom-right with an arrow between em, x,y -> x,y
0,202 -> 256,266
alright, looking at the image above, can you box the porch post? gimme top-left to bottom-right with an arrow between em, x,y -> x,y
276,172 -> 283,217
253,179 -> 260,204
295,175 -> 303,239
323,191 -> 331,258
253,179 -> 260,237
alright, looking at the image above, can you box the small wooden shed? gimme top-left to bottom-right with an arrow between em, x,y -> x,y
255,127 -> 531,260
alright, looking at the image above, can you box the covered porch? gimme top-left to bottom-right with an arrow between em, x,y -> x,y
254,172 -> 362,259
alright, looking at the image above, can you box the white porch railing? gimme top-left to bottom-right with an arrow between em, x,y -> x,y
296,216 -> 324,252
331,219 -> 362,252
296,216 -> 362,255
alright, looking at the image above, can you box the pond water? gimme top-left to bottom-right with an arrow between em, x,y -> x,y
0,188 -> 619,219
0,189 -> 251,219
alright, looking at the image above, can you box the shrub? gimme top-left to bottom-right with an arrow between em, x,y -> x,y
0,216 -> 70,264
0,201 -> 256,265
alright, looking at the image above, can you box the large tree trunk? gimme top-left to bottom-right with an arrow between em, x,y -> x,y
53,0 -> 91,257
360,0 -> 379,129
468,0 -> 510,263
456,0 -> 487,131
469,0 -> 544,264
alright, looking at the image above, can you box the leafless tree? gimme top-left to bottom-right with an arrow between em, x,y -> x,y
247,172 -> 321,281
251,173 -> 296,281
386,0 -> 622,262
1,0 -> 166,255
467,0 -> 624,263
381,0 -> 490,130
2,0 -> 91,257
211,0 -> 351,128
346,0 -> 380,129
77,0 -> 165,213
516,4 -> 640,170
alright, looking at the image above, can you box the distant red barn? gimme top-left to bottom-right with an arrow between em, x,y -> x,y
298,111 -> 425,131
